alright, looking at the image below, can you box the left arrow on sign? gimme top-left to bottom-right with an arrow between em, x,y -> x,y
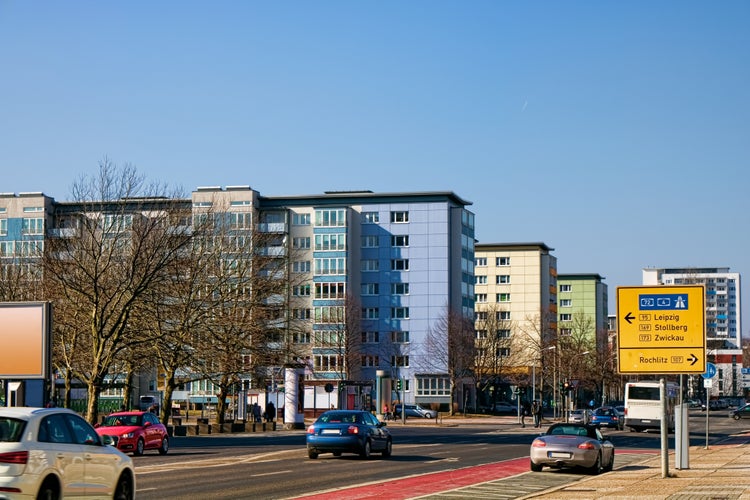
624,312 -> 635,324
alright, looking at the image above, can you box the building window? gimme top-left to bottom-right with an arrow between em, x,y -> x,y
391,283 -> 409,295
391,259 -> 409,271
362,308 -> 379,319
314,306 -> 345,323
314,354 -> 341,372
475,257 -> 487,266
23,206 -> 43,212
391,355 -> 409,367
475,330 -> 487,339
292,237 -> 311,249
362,331 -> 380,343
560,284 -> 572,292
315,234 -> 346,251
560,313 -> 572,321
390,211 -> 409,223
497,293 -> 511,302
497,329 -> 511,338
315,209 -> 346,227
292,284 -> 311,296
361,260 -> 379,272
559,328 -> 572,336
229,212 -> 252,229
475,275 -> 487,284
475,311 -> 488,321
497,348 -> 510,358
416,376 -> 450,396
497,311 -> 511,320
294,331 -> 311,343
361,235 -> 379,248
496,275 -> 510,284
391,331 -> 410,343
476,294 -> 487,303
391,307 -> 409,319
315,258 -> 346,275
361,355 -> 379,367
315,282 -> 346,299
496,257 -> 510,266
292,308 -> 311,319
292,213 -> 310,225
362,212 -> 379,223
560,299 -> 572,307
292,260 -> 311,273
391,235 -> 409,247
361,283 -> 380,295
0,219 -> 6,236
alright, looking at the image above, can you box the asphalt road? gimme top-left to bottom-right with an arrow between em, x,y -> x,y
132,411 -> 741,499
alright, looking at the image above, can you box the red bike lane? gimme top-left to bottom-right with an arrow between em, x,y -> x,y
295,456 -> 530,500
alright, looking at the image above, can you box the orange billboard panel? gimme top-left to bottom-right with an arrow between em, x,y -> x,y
0,302 -> 50,378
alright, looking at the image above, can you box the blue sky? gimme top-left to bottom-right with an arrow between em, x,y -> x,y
1,2 -> 748,331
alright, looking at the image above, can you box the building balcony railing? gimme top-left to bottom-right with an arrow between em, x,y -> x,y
257,222 -> 287,233
48,228 -> 77,238
256,246 -> 286,257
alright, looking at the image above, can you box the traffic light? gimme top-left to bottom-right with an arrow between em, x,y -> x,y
396,379 -> 402,391
563,381 -> 570,392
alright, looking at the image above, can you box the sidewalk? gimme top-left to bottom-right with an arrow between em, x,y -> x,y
524,432 -> 750,499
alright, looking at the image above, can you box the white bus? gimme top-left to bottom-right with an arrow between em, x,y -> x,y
624,381 -> 678,432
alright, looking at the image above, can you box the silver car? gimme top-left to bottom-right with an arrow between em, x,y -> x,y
530,423 -> 615,474
569,409 -> 592,424
0,407 -> 135,499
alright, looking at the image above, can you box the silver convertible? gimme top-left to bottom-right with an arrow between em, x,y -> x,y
529,423 -> 614,474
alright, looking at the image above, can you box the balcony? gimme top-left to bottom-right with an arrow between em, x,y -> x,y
257,222 -> 287,233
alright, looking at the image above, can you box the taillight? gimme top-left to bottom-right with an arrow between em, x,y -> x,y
306,426 -> 315,434
578,441 -> 596,450
346,425 -> 359,435
531,439 -> 546,448
0,451 -> 29,464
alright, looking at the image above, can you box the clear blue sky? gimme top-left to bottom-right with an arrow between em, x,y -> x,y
1,2 -> 748,332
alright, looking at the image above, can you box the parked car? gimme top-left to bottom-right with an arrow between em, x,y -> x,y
95,410 -> 169,456
490,402 -> 517,415
702,400 -> 723,411
0,407 -> 135,499
529,422 -> 615,474
685,399 -> 702,409
569,409 -> 592,424
393,404 -> 436,419
590,406 -> 623,430
306,410 -> 392,459
729,404 -> 750,420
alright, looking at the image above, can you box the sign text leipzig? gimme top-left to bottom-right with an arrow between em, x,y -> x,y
617,285 -> 705,374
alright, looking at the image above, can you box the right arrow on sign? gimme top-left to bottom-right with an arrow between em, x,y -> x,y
688,354 -> 698,366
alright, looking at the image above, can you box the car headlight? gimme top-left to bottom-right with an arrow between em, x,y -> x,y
121,432 -> 135,438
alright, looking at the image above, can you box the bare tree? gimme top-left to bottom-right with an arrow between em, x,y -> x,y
473,303 -> 515,407
422,307 -> 476,415
43,159 -> 191,423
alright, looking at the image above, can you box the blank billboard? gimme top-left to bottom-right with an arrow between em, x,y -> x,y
0,302 -> 51,379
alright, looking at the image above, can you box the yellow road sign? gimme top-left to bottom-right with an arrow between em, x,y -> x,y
617,285 -> 705,374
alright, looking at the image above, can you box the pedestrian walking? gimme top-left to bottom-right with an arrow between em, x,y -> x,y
535,400 -> 544,427
521,401 -> 529,427
266,401 -> 276,422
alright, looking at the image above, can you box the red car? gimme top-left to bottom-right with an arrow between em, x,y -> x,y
95,410 -> 169,456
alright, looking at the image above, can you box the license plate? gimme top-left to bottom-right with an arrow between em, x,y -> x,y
321,429 -> 340,435
549,452 -> 571,459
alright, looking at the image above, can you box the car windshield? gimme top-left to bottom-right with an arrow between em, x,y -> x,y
317,412 -> 362,424
0,417 -> 25,442
548,425 -> 596,438
102,414 -> 141,427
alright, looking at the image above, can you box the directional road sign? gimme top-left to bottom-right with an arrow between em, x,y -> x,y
617,285 -> 705,374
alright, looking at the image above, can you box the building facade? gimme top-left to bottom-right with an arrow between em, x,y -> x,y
643,267 -> 743,398
0,188 -> 475,411
557,273 -> 608,342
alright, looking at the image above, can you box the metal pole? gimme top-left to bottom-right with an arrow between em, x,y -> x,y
660,378 -> 669,478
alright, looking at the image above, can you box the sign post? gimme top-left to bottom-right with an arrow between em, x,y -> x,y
617,285 -> 706,477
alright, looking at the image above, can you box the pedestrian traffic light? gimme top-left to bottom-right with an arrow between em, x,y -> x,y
396,379 -> 402,391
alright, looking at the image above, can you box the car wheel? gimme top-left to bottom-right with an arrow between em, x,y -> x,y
134,438 -> 145,456
360,439 -> 372,459
36,477 -> 60,500
113,474 -> 134,500
382,439 -> 392,457
424,413 -> 431,418
158,436 -> 169,455
530,461 -> 543,472
588,453 -> 602,475
734,414 -> 741,420
308,449 -> 318,459
604,453 -> 614,472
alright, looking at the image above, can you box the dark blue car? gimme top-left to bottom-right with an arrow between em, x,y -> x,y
590,406 -> 623,430
306,410 -> 392,459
